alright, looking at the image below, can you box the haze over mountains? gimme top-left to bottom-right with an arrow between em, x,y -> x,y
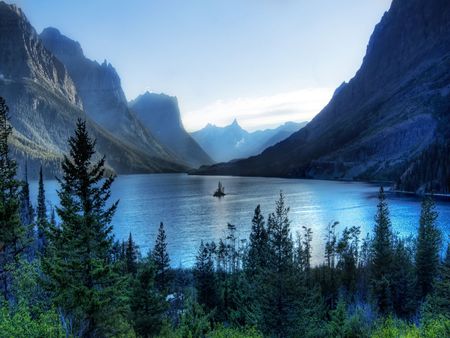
0,2 -> 189,176
1,0 -> 448,193
129,92 -> 213,168
196,0 -> 450,193
0,1 -> 308,176
192,120 -> 307,163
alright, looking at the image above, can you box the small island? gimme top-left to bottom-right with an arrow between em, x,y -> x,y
213,181 -> 226,197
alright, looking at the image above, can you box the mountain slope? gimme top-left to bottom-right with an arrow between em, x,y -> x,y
192,120 -> 306,162
0,2 -> 185,177
39,27 -> 178,163
129,92 -> 213,168
195,0 -> 450,192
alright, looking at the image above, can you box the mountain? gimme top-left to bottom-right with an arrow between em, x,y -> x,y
195,0 -> 450,193
191,120 -> 307,162
39,27 -> 179,164
0,2 -> 185,177
129,92 -> 213,168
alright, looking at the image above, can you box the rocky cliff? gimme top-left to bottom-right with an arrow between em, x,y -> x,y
0,2 -> 185,177
130,92 -> 213,168
195,0 -> 450,193
39,27 -> 177,162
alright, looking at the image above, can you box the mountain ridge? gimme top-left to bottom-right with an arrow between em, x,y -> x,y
193,0 -> 450,193
0,1 -> 186,177
191,120 -> 307,163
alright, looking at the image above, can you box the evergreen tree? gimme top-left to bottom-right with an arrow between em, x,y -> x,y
194,240 -> 218,312
36,166 -> 48,254
327,297 -> 348,337
43,120 -> 126,337
152,222 -> 171,294
416,196 -> 442,300
425,242 -> 450,319
391,237 -> 416,318
125,233 -> 138,275
0,97 -> 26,300
302,226 -> 313,278
336,226 -> 360,297
130,259 -> 166,337
19,163 -> 34,231
261,192 -> 297,337
245,205 -> 268,278
371,187 -> 394,315
19,163 -> 35,260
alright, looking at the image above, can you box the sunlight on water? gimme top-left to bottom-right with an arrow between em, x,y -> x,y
29,174 -> 450,267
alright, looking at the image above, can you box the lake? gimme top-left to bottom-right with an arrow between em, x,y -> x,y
29,173 -> 450,267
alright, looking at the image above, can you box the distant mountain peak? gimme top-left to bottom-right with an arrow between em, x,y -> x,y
40,27 -> 84,59
130,92 -> 213,168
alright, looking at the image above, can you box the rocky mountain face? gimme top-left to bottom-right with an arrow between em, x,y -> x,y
191,120 -> 306,163
0,2 -> 185,177
129,92 -> 213,168
39,27 -> 176,162
195,0 -> 450,193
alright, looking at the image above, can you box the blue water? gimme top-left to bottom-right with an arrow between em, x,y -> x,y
29,174 -> 450,267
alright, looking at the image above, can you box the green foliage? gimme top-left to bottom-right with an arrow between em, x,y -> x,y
207,326 -> 263,338
370,316 -> 450,338
194,240 -> 219,312
153,222 -> 171,294
178,299 -> 211,338
0,97 -> 27,301
0,302 -> 65,338
370,317 -> 419,338
423,242 -> 450,320
260,192 -> 299,337
245,204 -> 268,278
416,196 -> 441,300
42,120 -> 127,336
371,187 -> 394,315
391,237 -> 416,318
125,232 -> 139,275
36,166 -> 48,255
130,259 -> 166,337
19,164 -> 35,257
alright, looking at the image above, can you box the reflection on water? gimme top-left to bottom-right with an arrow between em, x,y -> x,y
29,174 -> 450,267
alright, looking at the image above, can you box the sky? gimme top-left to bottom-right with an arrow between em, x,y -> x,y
11,0 -> 392,131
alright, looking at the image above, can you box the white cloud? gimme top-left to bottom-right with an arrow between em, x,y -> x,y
182,87 -> 334,132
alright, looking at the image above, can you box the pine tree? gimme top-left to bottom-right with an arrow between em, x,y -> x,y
19,163 -> 35,260
19,163 -> 34,230
371,187 -> 394,315
0,97 -> 26,300
43,120 -> 126,337
302,226 -> 313,278
194,240 -> 218,311
125,233 -> 138,275
261,192 -> 297,337
245,204 -> 268,278
36,166 -> 48,254
425,242 -> 450,319
130,259 -> 166,337
416,196 -> 442,300
152,222 -> 171,294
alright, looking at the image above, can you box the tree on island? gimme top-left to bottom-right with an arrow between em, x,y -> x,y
213,181 -> 226,197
